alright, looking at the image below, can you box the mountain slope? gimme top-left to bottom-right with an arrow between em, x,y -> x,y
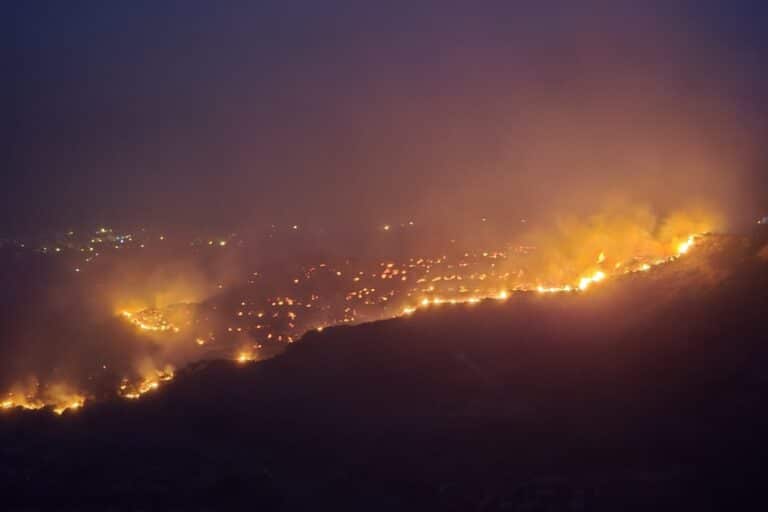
2,231 -> 768,510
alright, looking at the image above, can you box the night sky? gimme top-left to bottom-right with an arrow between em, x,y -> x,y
4,1 -> 768,236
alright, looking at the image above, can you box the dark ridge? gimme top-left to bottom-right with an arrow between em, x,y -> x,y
2,229 -> 768,510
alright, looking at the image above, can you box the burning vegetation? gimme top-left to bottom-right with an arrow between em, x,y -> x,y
1,381 -> 86,415
117,367 -> 175,400
120,309 -> 180,333
0,211 -> 719,414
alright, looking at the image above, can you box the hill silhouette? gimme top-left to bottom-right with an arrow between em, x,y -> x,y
2,230 -> 768,510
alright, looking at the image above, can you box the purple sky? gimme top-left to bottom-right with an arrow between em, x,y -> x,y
4,1 -> 768,235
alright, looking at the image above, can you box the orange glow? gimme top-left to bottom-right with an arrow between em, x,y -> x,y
120,310 -> 180,333
118,368 -> 175,400
2,226 -> 705,415
677,235 -> 695,255
578,270 -> 606,291
236,350 -> 255,364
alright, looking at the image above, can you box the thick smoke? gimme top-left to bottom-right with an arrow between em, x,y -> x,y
0,242 -> 247,405
380,4 -> 764,231
511,202 -> 723,286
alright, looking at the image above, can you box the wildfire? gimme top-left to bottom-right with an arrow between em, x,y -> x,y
236,350 -> 256,364
0,391 -> 44,411
1,396 -> 40,411
677,235 -> 695,256
53,396 -> 85,415
399,234 -> 704,312
2,229 -> 706,416
1,389 -> 84,415
537,285 -> 574,294
118,369 -> 175,400
578,271 -> 606,291
120,310 -> 180,333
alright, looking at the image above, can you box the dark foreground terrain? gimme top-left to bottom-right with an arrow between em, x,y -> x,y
2,231 -> 768,511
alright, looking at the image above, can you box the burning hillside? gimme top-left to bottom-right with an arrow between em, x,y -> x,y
2,227 -> 767,509
0,210 -> 717,414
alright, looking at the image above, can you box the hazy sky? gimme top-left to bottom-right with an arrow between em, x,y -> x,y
4,1 -> 767,235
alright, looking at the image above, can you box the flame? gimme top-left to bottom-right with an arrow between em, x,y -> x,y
0,395 -> 44,412
578,270 -> 606,291
399,233 -> 703,313
120,310 -> 180,333
117,368 -> 175,400
3,228 -> 706,415
236,350 -> 255,364
53,396 -> 85,415
676,235 -> 695,256
1,385 -> 85,415
537,285 -> 574,294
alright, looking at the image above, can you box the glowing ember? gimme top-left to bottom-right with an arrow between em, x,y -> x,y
236,351 -> 255,364
399,235 -> 703,313
537,285 -> 574,294
120,310 -> 180,333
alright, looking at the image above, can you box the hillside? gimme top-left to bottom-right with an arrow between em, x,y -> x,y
2,231 -> 768,510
